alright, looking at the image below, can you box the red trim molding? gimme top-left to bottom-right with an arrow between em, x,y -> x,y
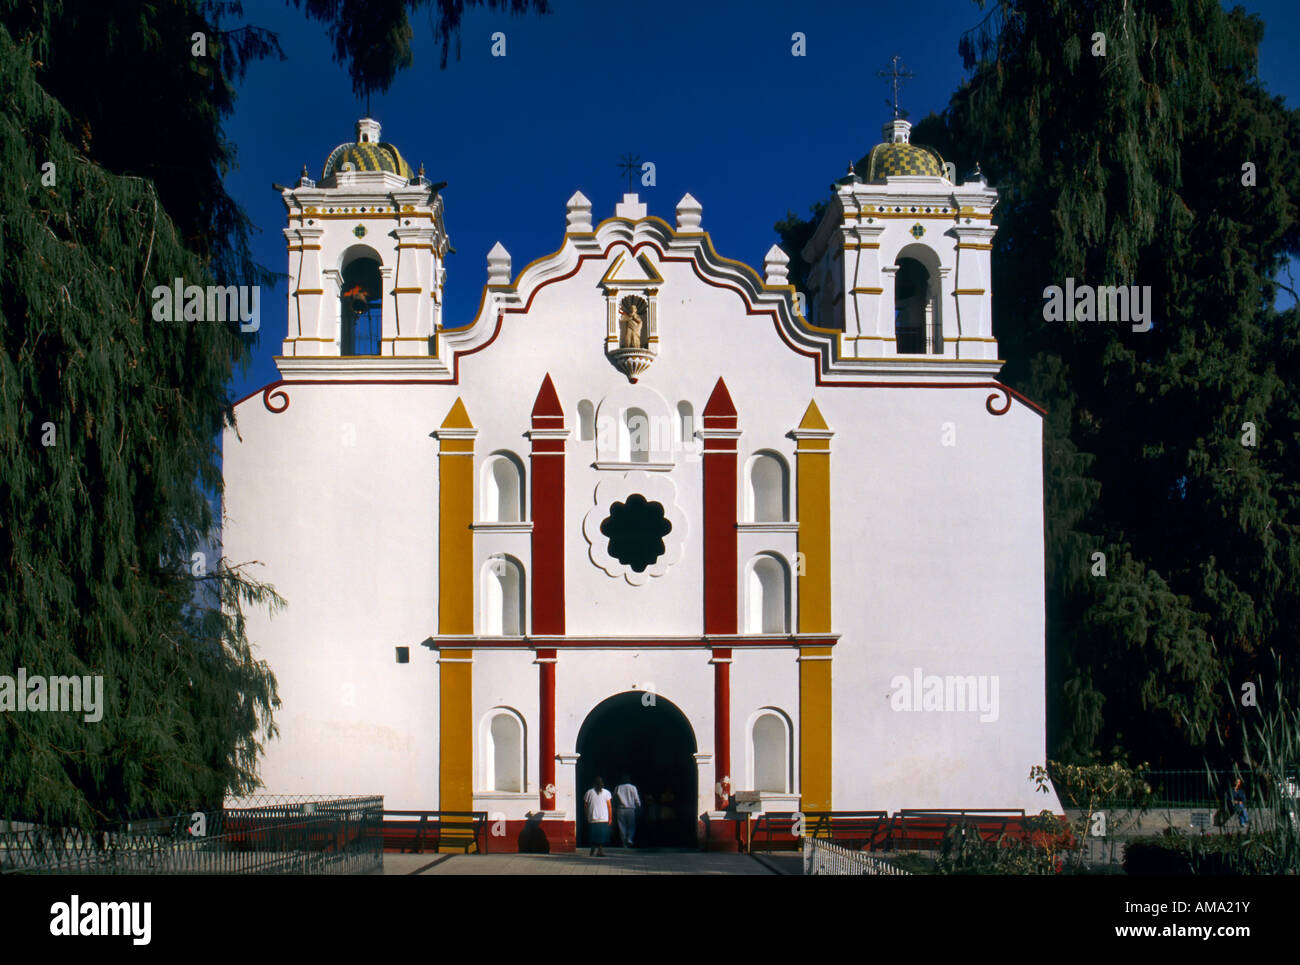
529,374 -> 566,635
529,375 -> 567,811
713,646 -> 732,809
419,636 -> 837,650
701,379 -> 739,810
701,378 -> 739,636
537,648 -> 557,812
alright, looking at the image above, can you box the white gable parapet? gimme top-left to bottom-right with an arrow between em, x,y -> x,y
442,180 -> 1010,385
443,191 -> 834,374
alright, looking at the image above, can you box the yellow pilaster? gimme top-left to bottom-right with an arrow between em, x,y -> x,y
799,646 -> 834,812
794,400 -> 833,811
436,398 -> 475,824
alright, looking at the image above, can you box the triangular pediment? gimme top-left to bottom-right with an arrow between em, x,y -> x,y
599,251 -> 664,290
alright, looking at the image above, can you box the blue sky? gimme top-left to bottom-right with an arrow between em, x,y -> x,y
222,0 -> 1300,402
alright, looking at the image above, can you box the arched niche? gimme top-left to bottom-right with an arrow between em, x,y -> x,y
746,451 -> 790,522
577,400 -> 596,442
481,707 -> 526,793
677,401 -> 694,445
749,708 -> 793,794
744,553 -> 791,634
594,384 -> 674,467
481,554 -> 525,635
480,452 -> 525,522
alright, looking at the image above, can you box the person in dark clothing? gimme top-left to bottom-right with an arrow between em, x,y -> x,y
1231,778 -> 1250,830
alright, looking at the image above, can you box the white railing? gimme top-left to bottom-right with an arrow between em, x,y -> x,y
802,837 -> 911,875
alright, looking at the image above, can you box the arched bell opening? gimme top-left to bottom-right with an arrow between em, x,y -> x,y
893,255 -> 942,355
340,252 -> 383,356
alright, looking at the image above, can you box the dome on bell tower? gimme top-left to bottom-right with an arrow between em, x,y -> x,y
865,117 -> 947,181
322,117 -> 415,180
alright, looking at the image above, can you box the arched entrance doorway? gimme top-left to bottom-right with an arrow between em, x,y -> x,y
575,692 -> 697,848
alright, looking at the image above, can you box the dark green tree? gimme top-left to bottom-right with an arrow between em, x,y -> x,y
944,0 -> 1300,766
0,20 -> 282,827
775,0 -> 1300,767
290,0 -> 551,98
0,0 -> 551,828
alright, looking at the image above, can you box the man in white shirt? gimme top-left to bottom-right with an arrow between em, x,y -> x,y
614,774 -> 642,848
583,776 -> 613,856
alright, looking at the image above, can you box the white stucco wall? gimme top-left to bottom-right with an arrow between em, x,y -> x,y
222,190 -> 1053,818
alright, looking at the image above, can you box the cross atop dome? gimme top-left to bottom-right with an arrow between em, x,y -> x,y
877,54 -> 914,119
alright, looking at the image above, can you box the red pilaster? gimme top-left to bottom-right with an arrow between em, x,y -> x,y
530,374 -> 567,810
701,378 -> 739,809
701,378 -> 739,634
712,647 -> 732,810
538,648 -> 556,810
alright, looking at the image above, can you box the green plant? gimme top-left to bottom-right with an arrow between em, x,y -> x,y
934,817 -> 1063,876
1203,652 -> 1300,874
1030,760 -> 1154,870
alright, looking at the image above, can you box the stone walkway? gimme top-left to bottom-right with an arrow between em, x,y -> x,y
383,848 -> 779,875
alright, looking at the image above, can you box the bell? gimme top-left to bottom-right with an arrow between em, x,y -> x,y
343,284 -> 369,315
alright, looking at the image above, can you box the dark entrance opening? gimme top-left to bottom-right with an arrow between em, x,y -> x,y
575,691 -> 697,848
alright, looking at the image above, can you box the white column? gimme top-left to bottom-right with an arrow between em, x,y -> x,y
393,226 -> 435,356
378,265 -> 396,355
952,224 -> 999,359
284,226 -> 326,356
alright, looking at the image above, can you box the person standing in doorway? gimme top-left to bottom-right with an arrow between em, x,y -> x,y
584,776 -> 613,856
614,774 -> 641,848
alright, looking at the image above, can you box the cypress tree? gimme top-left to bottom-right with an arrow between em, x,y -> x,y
775,0 -> 1300,766
0,21 -> 281,827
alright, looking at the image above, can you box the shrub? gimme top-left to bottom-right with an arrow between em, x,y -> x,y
1123,827 -> 1294,875
935,815 -> 1066,875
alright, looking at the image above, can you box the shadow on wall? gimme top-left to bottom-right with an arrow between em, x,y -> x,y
519,811 -> 550,854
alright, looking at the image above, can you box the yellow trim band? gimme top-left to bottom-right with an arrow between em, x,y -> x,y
438,399 -> 475,818
794,400 -> 832,810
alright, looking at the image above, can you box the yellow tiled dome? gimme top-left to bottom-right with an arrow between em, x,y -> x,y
322,118 -> 414,180
866,117 -> 947,181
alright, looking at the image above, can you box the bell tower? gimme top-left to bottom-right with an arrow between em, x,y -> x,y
279,118 -> 449,358
801,114 -> 999,365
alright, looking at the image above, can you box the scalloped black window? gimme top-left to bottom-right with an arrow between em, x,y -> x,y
600,494 -> 672,572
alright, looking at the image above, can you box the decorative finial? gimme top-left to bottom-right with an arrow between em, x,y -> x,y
419,162 -> 425,178
877,54 -> 914,119
297,164 -> 315,188
848,161 -> 856,176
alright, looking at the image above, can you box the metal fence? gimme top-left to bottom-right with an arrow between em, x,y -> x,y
0,795 -> 383,875
1053,770 -> 1299,809
802,837 -> 911,875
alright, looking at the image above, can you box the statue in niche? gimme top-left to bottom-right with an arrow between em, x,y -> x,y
618,295 -> 648,349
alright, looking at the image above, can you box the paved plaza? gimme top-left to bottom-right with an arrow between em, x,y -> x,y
382,848 -> 789,875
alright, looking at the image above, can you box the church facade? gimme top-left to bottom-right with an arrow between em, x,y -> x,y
222,116 -> 1058,849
